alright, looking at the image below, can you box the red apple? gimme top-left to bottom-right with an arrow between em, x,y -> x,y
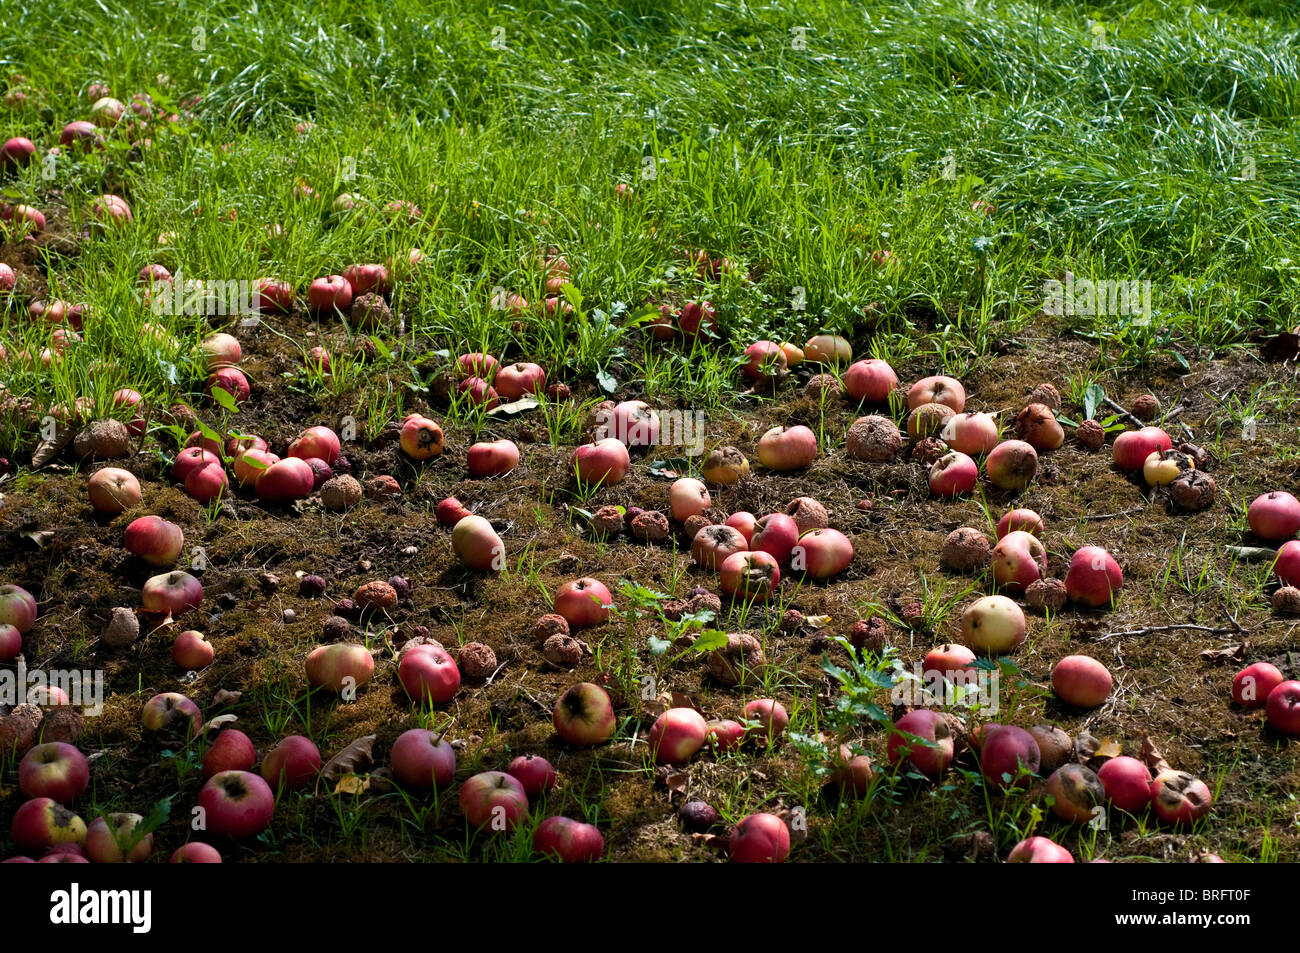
791,528 -> 853,579
184,462 -> 228,503
706,720 -> 745,752
19,743 -> 89,803
173,447 -> 220,482
87,467 -> 141,514
719,551 -> 780,600
400,414 -> 445,460
843,359 -> 898,403
649,708 -> 708,763
287,425 -> 341,465
922,643 -> 976,682
342,262 -> 391,297
0,625 -> 20,662
141,692 -> 202,738
255,457 -> 315,502
996,508 -> 1043,538
991,530 -> 1047,593
233,448 -> 279,487
507,755 -> 557,797
466,439 -> 520,477
553,682 -> 616,746
1007,836 -> 1073,863
1064,546 -> 1123,608
678,300 -> 717,340
533,816 -> 604,862
1150,769 -> 1213,826
907,375 -> 965,412
141,570 -> 203,615
307,275 -> 352,314
255,278 -> 295,312
1051,655 -> 1113,707
124,515 -> 184,567
752,513 -> 800,565
1097,756 -> 1153,813
928,450 -> 978,496
887,710 -> 955,779
940,411 -> 1000,455
85,813 -> 152,863
0,137 -> 35,170
305,642 -> 375,694
261,735 -> 322,791
1277,540 -> 1300,587
571,438 -> 630,486
669,478 -> 710,521
495,362 -> 546,400
1232,661 -> 1284,708
202,729 -> 256,777
0,584 -> 38,634
744,699 -> 788,745
398,643 -> 460,704
984,439 -> 1038,490
390,728 -> 456,788
199,332 -> 241,370
741,341 -> 788,382
555,578 -> 612,627
459,771 -> 529,831
197,770 -> 275,838
172,629 -> 214,669
9,799 -> 86,853
452,515 -> 505,571
724,511 -> 757,544
436,496 -> 472,527
170,843 -> 222,863
692,525 -> 748,570
1247,491 -> 1300,542
457,376 -> 499,408
729,813 -> 790,863
757,425 -> 817,471
1266,680 -> 1300,735
206,367 -> 250,404
980,725 -> 1040,788
1112,427 -> 1172,471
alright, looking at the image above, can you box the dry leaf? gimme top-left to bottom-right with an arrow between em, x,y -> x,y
320,734 -> 376,784
202,713 -> 238,733
31,424 -> 72,468
487,396 -> 540,416
333,773 -> 370,795
690,832 -> 728,850
20,531 -> 54,547
803,615 -> 831,628
670,691 -> 701,713
1200,644 -> 1246,663
212,689 -> 242,707
1141,735 -> 1170,775
1094,738 -> 1123,759
1074,729 -> 1100,762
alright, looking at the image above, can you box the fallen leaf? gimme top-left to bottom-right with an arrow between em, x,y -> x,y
212,689 -> 242,707
803,615 -> 831,629
320,734 -> 376,784
1095,738 -> 1123,759
202,713 -> 238,733
487,396 -> 540,416
1200,643 -> 1246,663
333,773 -> 370,795
20,531 -> 54,547
31,424 -> 72,468
1141,736 -> 1170,775
690,832 -> 728,850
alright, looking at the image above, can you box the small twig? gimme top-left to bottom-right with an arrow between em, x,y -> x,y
483,660 -> 509,686
1069,506 -> 1146,521
1104,396 -> 1145,428
1096,623 -> 1245,641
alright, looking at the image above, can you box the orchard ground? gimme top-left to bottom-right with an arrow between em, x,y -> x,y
1,0 -> 1299,862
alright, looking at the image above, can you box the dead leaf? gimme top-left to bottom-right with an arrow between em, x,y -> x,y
31,424 -> 72,468
1200,643 -> 1246,663
1141,735 -> 1170,775
1095,738 -> 1123,759
690,832 -> 728,850
333,773 -> 370,795
487,396 -> 540,416
320,734 -> 376,784
664,771 -> 688,798
1074,729 -> 1100,762
20,531 -> 54,547
202,713 -> 238,733
212,689 -> 242,707
670,691 -> 701,713
641,692 -> 671,720
803,615 -> 831,629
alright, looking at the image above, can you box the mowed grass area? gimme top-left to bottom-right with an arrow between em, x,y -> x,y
1,1 -> 1300,864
